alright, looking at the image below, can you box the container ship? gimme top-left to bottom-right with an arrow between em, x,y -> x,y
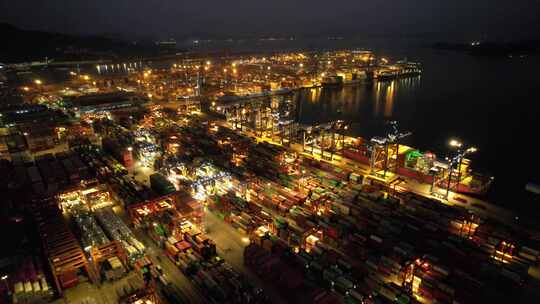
217,87 -> 292,102
321,75 -> 344,88
376,61 -> 422,81
340,137 -> 492,195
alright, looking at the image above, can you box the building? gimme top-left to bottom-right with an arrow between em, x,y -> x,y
23,128 -> 58,152
65,92 -> 146,116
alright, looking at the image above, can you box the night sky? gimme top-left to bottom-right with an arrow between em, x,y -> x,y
1,0 -> 539,40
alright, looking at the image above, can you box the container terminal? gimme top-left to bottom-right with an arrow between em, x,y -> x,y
0,49 -> 539,304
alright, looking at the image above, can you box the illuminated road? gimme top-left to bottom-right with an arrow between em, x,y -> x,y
134,229 -> 206,304
204,211 -> 287,304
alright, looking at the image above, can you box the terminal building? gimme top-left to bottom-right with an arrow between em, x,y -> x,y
64,92 -> 147,116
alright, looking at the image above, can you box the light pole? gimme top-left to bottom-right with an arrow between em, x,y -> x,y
1,274 -> 9,297
445,139 -> 477,199
34,79 -> 43,93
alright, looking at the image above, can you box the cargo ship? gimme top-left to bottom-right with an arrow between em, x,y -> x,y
376,61 -> 422,81
217,88 -> 292,102
340,136 -> 492,195
321,75 -> 344,88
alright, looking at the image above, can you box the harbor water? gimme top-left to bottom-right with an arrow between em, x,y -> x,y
293,46 -> 540,217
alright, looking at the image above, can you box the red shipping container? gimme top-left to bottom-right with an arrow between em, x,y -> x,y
324,250 -> 339,264
317,293 -> 340,304
272,240 -> 287,257
175,241 -> 192,252
279,268 -> 303,290
432,287 -> 452,303
59,270 -> 78,289
326,227 -> 339,239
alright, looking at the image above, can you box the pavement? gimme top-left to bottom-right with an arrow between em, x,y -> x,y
133,229 -> 206,304
52,272 -> 145,304
203,211 -> 287,304
130,163 -> 153,187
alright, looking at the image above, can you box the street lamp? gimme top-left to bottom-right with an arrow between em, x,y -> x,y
1,274 -> 8,295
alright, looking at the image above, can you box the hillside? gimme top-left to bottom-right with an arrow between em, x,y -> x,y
0,23 -> 170,63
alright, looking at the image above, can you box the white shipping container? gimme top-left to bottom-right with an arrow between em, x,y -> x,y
370,234 -> 383,243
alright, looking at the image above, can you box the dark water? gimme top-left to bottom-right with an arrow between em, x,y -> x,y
295,48 -> 540,216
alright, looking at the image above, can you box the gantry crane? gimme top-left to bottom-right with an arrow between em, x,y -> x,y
369,121 -> 411,178
301,120 -> 348,161
401,260 -> 415,294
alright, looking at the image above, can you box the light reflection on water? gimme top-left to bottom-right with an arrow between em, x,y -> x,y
296,76 -> 421,133
91,61 -> 144,76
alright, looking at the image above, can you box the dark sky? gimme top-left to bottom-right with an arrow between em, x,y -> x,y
1,0 -> 539,41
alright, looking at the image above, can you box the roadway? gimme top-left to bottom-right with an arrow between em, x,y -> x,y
203,211 -> 287,304
134,229 -> 206,304
114,201 -> 206,304
54,272 -> 142,304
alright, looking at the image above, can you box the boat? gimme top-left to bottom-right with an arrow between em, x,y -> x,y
340,136 -> 492,195
321,75 -> 343,88
217,88 -> 292,102
377,61 -> 422,81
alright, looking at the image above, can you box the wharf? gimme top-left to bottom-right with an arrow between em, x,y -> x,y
241,124 -> 520,229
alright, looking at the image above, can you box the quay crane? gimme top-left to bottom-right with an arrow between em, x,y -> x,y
369,121 -> 411,178
430,139 -> 477,199
302,120 -> 349,161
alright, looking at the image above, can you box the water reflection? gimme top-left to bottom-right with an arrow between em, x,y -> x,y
297,76 -> 421,126
94,61 -> 144,76
384,81 -> 395,117
374,82 -> 381,116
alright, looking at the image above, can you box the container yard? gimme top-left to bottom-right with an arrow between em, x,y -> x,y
1,48 -> 539,304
